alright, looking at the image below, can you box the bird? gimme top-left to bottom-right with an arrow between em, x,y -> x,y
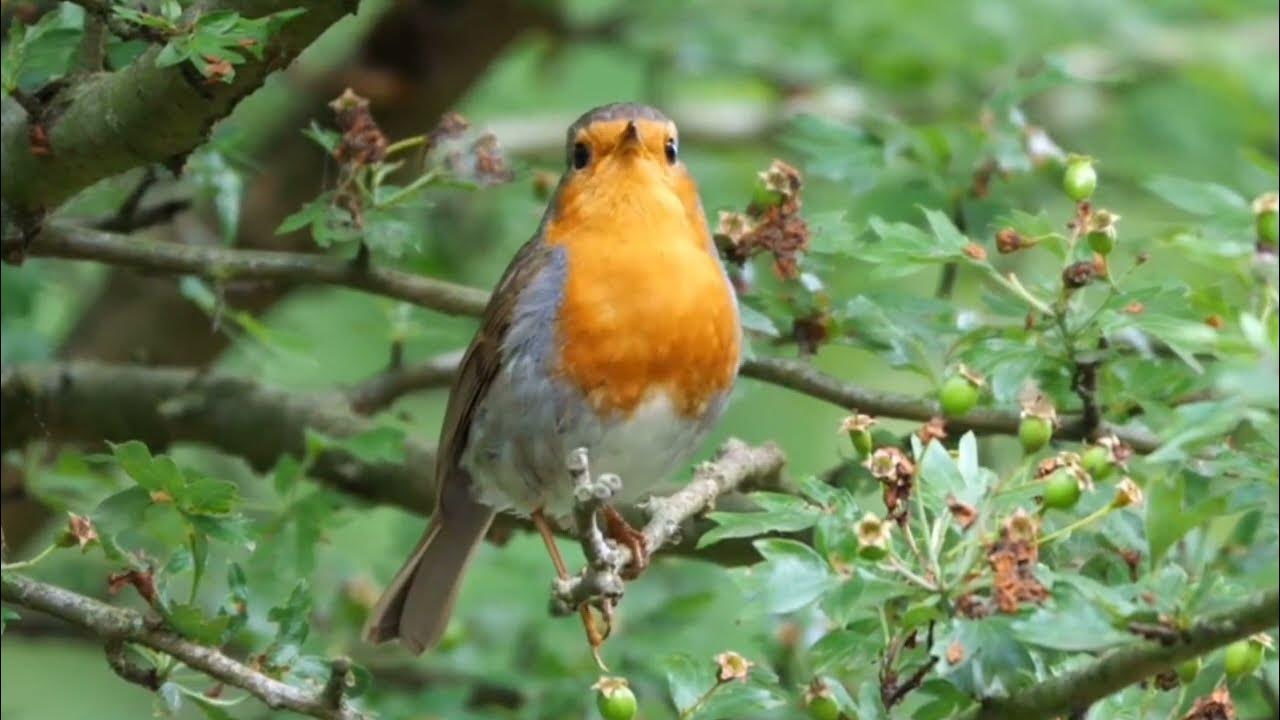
364,102 -> 742,655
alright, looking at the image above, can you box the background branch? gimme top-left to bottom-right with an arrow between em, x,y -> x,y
8,224 -> 1161,452
965,588 -> 1279,720
0,0 -> 358,218
0,572 -> 367,720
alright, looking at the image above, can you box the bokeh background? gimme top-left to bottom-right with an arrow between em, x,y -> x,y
2,0 -> 1277,717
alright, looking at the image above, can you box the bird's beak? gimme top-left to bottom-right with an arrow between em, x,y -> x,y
618,121 -> 643,153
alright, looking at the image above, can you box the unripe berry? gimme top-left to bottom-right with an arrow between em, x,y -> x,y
1254,192 -> 1279,249
1063,156 -> 1097,202
594,677 -> 637,720
807,695 -> 840,720
1080,445 -> 1114,480
1175,656 -> 1200,685
939,374 -> 981,419
1041,469 -> 1081,510
1019,416 -> 1053,454
1223,639 -> 1265,679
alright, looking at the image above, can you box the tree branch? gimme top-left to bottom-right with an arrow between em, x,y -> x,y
1,226 -> 488,317
964,588 -> 1279,720
739,356 -> 1159,453
0,572 -> 367,720
553,439 -> 786,613
0,0 -> 360,219
347,350 -> 462,414
4,224 -> 1161,452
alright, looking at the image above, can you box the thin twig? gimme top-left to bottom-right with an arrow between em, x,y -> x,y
1,572 -> 368,720
347,350 -> 462,414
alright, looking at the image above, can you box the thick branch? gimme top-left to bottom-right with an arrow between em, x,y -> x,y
0,361 -> 436,514
965,588 -> 1279,720
0,0 -> 358,218
5,226 -> 1161,452
0,572 -> 366,720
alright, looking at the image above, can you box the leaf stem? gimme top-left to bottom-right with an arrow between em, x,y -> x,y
1,543 -> 58,571
1038,505 -> 1115,546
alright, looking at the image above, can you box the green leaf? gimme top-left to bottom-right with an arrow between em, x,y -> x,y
699,492 -> 819,547
735,538 -> 834,614
662,653 -> 717,713
1145,473 -> 1228,565
187,150 -> 244,244
317,426 -> 407,464
167,603 -> 230,645
1145,176 -> 1248,217
95,486 -> 154,530
180,476 -> 239,516
1011,589 -> 1132,652
109,440 -> 161,491
271,455 -> 304,496
2,606 -> 19,633
268,580 -> 312,646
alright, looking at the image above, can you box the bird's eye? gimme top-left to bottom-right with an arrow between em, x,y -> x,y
664,137 -> 678,164
572,142 -> 591,170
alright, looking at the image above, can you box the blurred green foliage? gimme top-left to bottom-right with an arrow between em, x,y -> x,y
1,0 -> 1278,718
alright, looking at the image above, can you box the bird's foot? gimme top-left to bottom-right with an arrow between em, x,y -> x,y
603,505 -> 649,580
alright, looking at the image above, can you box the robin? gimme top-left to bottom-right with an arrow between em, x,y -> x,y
364,103 -> 741,655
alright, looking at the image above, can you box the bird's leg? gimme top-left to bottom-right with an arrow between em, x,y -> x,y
602,506 -> 649,580
531,507 -> 608,669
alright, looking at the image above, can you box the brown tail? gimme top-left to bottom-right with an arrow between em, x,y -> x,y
363,478 -> 495,654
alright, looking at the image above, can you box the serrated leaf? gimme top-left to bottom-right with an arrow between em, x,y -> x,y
699,493 -> 818,547
1145,176 -> 1248,217
736,538 -> 834,614
1145,473 -> 1227,565
167,603 -> 230,645
662,653 -> 717,713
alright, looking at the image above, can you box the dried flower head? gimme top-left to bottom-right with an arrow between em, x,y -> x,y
856,512 -> 892,550
839,413 -> 877,434
1111,477 -> 1144,509
592,676 -> 631,697
714,651 -> 754,683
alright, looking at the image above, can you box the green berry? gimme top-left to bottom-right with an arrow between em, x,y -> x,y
1258,209 -> 1278,249
1019,416 -> 1053,454
1080,445 -> 1114,480
939,375 -> 980,419
1063,158 -> 1097,202
596,681 -> 637,720
848,429 -> 873,456
1042,470 -> 1082,510
1223,639 -> 1264,679
807,695 -> 840,720
1087,229 -> 1115,255
858,543 -> 888,561
1176,656 -> 1201,685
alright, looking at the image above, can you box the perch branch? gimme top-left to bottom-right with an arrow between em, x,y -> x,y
962,588 -> 1279,720
1,572 -> 367,720
551,439 -> 786,613
4,224 -> 1162,452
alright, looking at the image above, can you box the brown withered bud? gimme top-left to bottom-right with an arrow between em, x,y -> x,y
996,228 -> 1029,254
1063,260 -> 1097,289
330,88 -> 387,166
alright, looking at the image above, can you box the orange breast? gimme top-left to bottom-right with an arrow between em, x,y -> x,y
546,177 -> 740,419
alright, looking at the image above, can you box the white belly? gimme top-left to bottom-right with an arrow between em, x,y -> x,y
460,374 -> 718,520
